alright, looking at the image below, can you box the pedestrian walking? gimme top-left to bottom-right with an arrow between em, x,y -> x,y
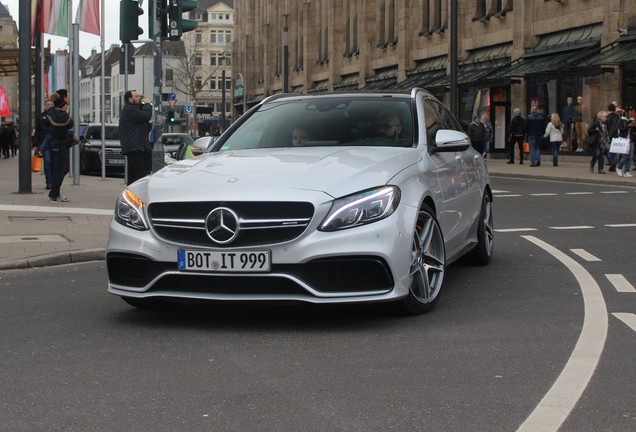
467,115 -> 486,155
543,113 -> 564,167
507,108 -> 526,164
615,106 -> 633,178
44,89 -> 75,202
526,105 -> 545,167
36,99 -> 54,189
482,112 -> 493,159
119,89 -> 153,185
587,111 -> 609,174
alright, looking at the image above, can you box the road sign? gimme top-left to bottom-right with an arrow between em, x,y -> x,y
184,105 -> 192,114
168,92 -> 176,101
169,99 -> 177,109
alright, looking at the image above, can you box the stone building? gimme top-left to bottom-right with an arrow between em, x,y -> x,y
232,0 -> 636,153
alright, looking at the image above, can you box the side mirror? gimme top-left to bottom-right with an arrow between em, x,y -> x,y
430,129 -> 471,153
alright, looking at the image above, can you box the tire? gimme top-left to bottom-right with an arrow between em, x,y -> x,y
396,204 -> 446,315
120,296 -> 177,310
466,192 -> 494,266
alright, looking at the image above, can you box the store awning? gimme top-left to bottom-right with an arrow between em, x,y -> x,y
333,73 -> 359,91
364,66 -> 398,89
579,37 -> 636,66
396,56 -> 447,90
308,79 -> 329,93
489,24 -> 605,81
457,43 -> 513,87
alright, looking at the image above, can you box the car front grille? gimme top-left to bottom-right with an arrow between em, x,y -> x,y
148,201 -> 315,248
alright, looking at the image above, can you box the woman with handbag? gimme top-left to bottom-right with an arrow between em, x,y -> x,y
543,113 -> 564,166
587,111 -> 609,174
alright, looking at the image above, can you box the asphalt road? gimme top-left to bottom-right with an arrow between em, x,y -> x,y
0,177 -> 634,432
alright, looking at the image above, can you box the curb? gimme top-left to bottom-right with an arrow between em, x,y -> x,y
0,248 -> 106,271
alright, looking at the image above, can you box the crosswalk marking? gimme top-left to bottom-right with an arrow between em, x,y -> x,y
605,274 -> 636,293
613,313 -> 636,333
570,249 -> 601,262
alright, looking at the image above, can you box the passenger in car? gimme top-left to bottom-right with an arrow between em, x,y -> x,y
291,128 -> 311,146
375,109 -> 403,141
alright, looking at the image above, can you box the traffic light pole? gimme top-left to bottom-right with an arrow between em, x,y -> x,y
151,0 -> 165,173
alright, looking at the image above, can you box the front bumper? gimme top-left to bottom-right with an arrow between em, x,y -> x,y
106,203 -> 417,304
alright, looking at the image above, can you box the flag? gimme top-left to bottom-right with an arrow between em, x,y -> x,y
38,0 -> 69,38
75,0 -> 101,36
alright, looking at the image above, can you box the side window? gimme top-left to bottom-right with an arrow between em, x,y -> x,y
422,99 -> 442,146
434,101 -> 463,131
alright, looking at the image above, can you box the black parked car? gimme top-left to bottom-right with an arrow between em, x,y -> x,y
79,123 -> 124,175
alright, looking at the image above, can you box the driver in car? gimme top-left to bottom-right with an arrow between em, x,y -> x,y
375,109 -> 403,141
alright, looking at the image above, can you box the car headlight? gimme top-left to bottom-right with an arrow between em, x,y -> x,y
319,186 -> 401,231
114,189 -> 149,231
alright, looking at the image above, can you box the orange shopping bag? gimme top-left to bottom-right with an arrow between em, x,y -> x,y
523,142 -> 530,154
31,153 -> 42,173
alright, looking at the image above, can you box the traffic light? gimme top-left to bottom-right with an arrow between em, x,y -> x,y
167,0 -> 198,41
120,0 -> 144,43
167,110 -> 175,123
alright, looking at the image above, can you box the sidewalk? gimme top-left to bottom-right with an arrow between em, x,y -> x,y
0,152 -> 634,270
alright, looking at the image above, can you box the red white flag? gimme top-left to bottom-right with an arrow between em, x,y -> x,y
38,0 -> 70,37
75,0 -> 101,36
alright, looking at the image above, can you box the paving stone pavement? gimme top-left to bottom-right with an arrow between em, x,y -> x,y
0,150 -> 634,270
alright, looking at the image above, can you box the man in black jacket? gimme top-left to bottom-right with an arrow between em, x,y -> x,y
45,89 -> 75,203
119,90 -> 153,185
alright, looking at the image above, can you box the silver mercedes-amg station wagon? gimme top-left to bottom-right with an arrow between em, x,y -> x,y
107,88 -> 493,314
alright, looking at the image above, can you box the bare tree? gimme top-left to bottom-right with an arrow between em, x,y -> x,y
169,39 -> 220,137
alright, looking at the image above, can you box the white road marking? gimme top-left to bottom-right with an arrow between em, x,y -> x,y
516,236 -> 608,432
0,235 -> 67,243
606,223 -> 636,228
613,313 -> 636,333
0,204 -> 113,216
530,193 -> 558,196
549,226 -> 594,230
492,189 -> 510,193
570,249 -> 601,262
605,274 -> 636,293
494,228 -> 537,233
600,191 -> 629,194
493,194 -> 522,197
566,192 -> 594,195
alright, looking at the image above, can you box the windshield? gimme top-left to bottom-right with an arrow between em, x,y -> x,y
218,97 -> 413,152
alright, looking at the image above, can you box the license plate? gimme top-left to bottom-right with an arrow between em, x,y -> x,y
106,159 -> 125,165
178,249 -> 271,272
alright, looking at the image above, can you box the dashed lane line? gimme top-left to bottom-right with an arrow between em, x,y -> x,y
494,228 -> 537,233
549,226 -> 594,230
516,236 -> 608,432
570,249 -> 601,262
605,274 -> 636,293
599,191 -> 630,194
529,193 -> 558,196
565,192 -> 594,195
605,223 -> 636,228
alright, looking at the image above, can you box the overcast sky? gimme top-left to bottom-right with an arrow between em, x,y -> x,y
3,0 -> 150,57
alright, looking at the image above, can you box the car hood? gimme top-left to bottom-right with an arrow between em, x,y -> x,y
140,146 -> 420,201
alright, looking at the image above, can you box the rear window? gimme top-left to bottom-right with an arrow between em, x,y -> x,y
86,126 -> 120,140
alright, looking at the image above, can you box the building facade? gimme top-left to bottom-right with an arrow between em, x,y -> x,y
233,0 -> 636,153
182,0 -> 234,136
